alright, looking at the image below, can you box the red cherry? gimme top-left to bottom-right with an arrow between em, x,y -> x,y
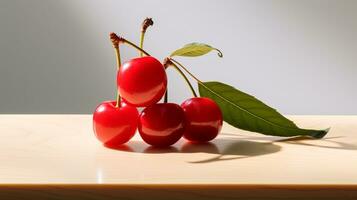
117,56 -> 167,107
138,103 -> 185,147
181,97 -> 223,142
93,101 -> 139,147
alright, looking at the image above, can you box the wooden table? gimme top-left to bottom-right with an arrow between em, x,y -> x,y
0,115 -> 356,199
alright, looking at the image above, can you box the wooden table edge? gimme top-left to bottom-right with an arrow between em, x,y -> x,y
1,183 -> 357,188
0,184 -> 356,200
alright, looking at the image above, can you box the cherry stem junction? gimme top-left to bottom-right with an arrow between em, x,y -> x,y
169,58 -> 203,84
164,58 -> 198,97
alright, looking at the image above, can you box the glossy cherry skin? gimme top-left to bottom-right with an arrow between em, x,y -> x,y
138,103 -> 185,147
117,56 -> 167,107
181,97 -> 223,142
93,101 -> 139,147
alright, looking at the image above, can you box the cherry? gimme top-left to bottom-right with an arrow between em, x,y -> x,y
138,103 -> 186,147
93,101 -> 139,147
181,97 -> 223,142
117,56 -> 167,107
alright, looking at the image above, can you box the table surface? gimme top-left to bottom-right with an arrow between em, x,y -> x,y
0,115 -> 356,186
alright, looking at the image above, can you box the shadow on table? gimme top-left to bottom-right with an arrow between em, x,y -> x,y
103,129 -> 357,164
277,136 -> 357,150
221,132 -> 357,151
105,136 -> 282,163
183,139 -> 282,163
104,141 -> 180,153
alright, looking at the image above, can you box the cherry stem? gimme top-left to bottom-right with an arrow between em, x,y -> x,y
164,58 -> 198,97
110,32 -> 151,57
139,33 -> 145,57
169,58 -> 203,84
123,38 -> 151,56
164,90 -> 168,103
110,33 -> 123,108
114,47 -> 122,108
140,18 -> 153,57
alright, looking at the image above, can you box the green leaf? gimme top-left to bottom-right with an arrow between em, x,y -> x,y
170,43 -> 223,58
198,81 -> 329,138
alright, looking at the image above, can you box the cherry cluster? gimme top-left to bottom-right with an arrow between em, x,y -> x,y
93,20 -> 223,148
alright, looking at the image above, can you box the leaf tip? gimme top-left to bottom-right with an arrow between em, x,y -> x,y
311,127 -> 330,139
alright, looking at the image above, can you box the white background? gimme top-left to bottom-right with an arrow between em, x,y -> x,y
0,0 -> 356,114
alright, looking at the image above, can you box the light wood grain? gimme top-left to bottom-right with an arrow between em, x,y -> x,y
0,115 -> 356,199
